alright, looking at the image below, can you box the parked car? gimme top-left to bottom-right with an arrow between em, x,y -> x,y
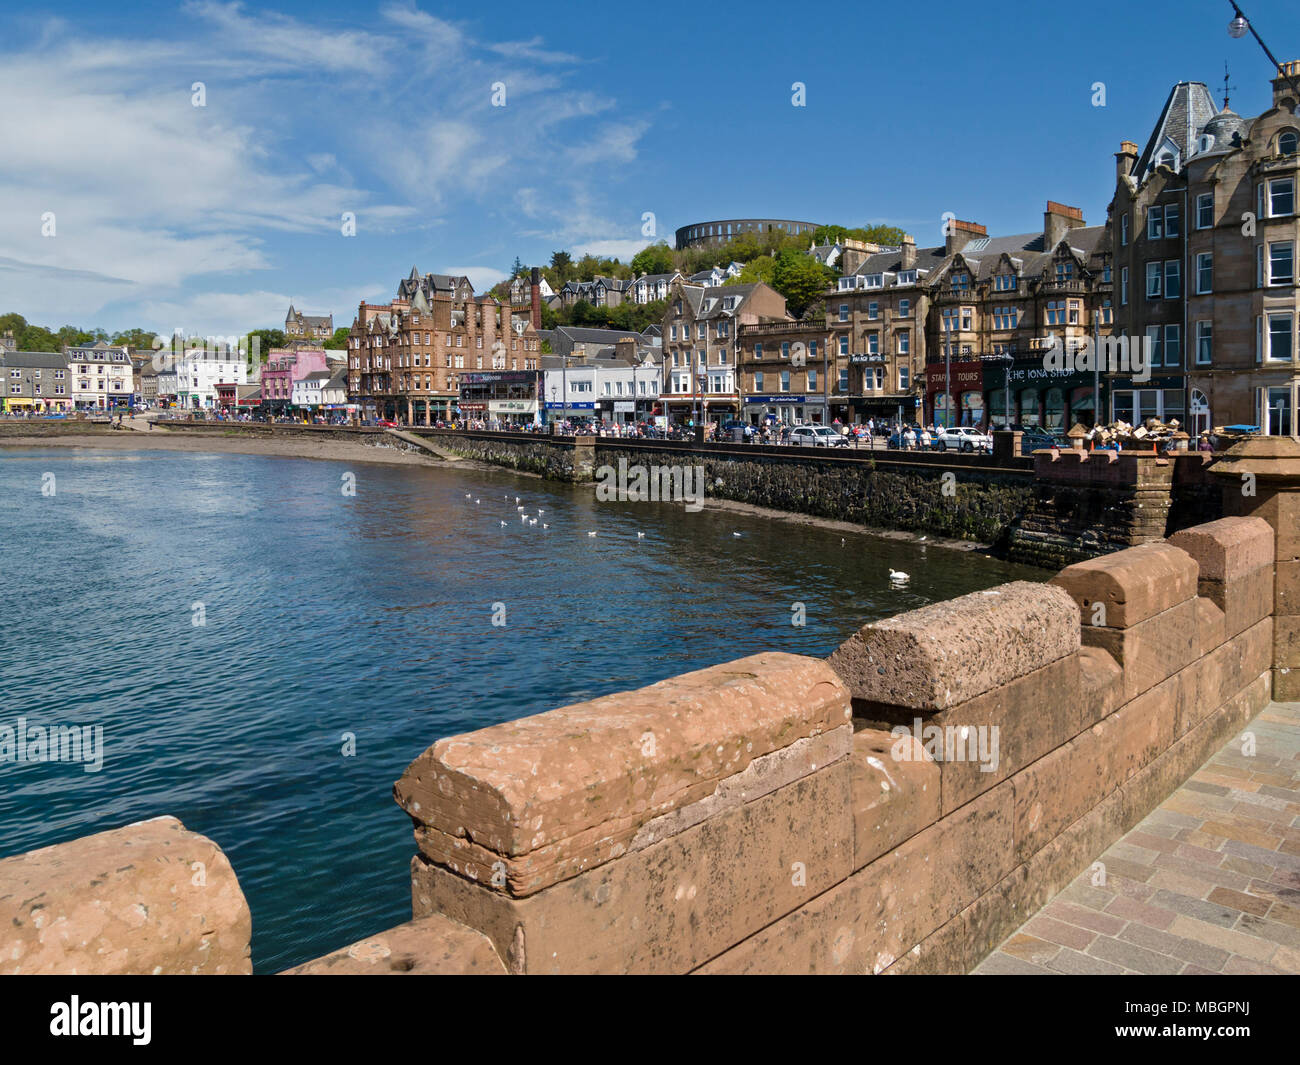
1016,428 -> 1059,452
933,426 -> 993,453
789,424 -> 849,448
375,419 -> 398,427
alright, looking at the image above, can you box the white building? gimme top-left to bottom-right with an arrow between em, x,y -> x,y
291,371 -> 332,409
171,349 -> 248,409
541,344 -> 660,424
65,342 -> 133,409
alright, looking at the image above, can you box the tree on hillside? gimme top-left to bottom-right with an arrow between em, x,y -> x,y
322,327 -> 350,350
245,329 -> 286,360
549,251 -> 574,284
771,252 -> 835,318
726,255 -> 776,287
630,243 -> 675,277
111,328 -> 158,350
510,256 -> 526,279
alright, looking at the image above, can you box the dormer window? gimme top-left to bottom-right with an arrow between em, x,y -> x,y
950,272 -> 970,293
1280,130 -> 1299,155
1056,261 -> 1075,281
994,273 -> 1017,291
1197,134 -> 1214,154
897,270 -> 917,285
863,274 -> 883,288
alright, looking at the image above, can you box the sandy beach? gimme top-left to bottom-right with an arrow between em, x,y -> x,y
0,429 -> 446,468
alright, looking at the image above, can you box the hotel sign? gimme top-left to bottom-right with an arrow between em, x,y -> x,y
849,353 -> 887,364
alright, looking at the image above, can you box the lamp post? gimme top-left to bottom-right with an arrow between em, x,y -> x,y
1228,3 -> 1300,112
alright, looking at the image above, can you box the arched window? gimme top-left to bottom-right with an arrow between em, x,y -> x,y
1279,130 -> 1299,155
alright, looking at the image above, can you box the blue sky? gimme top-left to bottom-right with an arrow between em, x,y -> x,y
2,0 -> 1298,336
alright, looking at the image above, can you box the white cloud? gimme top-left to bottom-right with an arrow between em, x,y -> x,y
0,4 -> 655,330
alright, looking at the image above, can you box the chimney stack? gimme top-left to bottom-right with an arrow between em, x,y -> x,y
1116,140 -> 1138,183
530,267 -> 541,330
1043,201 -> 1085,248
900,234 -> 917,271
1272,60 -> 1300,109
944,219 -> 987,256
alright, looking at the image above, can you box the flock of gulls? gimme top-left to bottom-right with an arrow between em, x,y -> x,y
468,489 -> 913,586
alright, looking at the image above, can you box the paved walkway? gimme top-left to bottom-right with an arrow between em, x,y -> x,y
975,701 -> 1300,975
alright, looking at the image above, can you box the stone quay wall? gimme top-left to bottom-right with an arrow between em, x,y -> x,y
1,439 -> 1294,976
417,429 -> 1223,556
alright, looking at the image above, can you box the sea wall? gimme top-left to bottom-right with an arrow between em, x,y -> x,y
418,429 -> 1222,554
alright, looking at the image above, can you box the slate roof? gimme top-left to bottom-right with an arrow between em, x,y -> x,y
1132,81 -> 1220,181
0,350 -> 70,370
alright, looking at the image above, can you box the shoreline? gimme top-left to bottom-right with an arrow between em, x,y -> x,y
0,431 -> 450,469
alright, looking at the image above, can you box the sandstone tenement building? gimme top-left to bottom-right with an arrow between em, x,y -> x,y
1111,65 -> 1300,436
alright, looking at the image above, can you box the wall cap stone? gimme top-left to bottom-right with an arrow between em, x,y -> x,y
1050,541 -> 1198,628
1168,517 -> 1274,583
826,581 -> 1080,711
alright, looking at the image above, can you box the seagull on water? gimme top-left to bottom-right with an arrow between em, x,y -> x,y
465,493 -> 472,499
499,520 -> 507,527
543,523 -> 549,529
516,506 -> 526,511
475,498 -> 481,504
637,531 -> 645,539
732,532 -> 742,538
587,531 -> 597,538
529,518 -> 538,526
537,509 -> 545,516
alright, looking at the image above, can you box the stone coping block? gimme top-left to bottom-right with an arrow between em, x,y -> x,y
1168,517 -> 1274,583
827,582 -> 1079,712
414,762 -> 854,974
1050,541 -> 1198,629
1080,598 -> 1201,704
394,653 -> 850,890
281,914 -> 505,975
0,816 -> 250,975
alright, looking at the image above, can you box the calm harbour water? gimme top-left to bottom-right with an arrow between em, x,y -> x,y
0,445 -> 1046,972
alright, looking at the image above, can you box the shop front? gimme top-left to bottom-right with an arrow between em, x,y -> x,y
991,361 -> 1101,433
744,395 -> 805,425
925,359 -> 984,427
488,397 -> 539,427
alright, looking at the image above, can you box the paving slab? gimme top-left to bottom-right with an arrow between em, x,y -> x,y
975,702 -> 1300,975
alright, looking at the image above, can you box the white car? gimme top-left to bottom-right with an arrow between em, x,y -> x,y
789,424 -> 849,448
933,426 -> 992,453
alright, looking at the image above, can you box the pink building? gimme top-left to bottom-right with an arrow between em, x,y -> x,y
259,349 -> 329,411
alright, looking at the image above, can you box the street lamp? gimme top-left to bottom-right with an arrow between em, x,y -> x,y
1228,3 -> 1300,112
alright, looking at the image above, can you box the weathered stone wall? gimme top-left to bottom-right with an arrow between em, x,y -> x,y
1007,449 -> 1223,568
382,515 -> 1274,974
0,816 -> 251,974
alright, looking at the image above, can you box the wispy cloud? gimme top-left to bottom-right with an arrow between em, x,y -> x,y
0,2 -> 655,332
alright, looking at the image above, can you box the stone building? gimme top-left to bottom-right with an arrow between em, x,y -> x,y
284,305 -> 334,340
919,206 -> 1114,431
64,341 -> 134,409
1111,66 -> 1300,436
349,267 -> 541,423
675,218 -> 822,250
1,350 -> 73,411
662,280 -> 790,425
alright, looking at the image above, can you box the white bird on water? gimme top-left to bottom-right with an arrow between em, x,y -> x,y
516,506 -> 526,511
537,509 -> 545,516
543,523 -> 550,529
889,569 -> 910,583
529,518 -> 538,526
732,532 -> 742,538
637,531 -> 646,539
499,520 -> 507,527
587,531 -> 597,538
515,497 -> 521,504
465,493 -> 472,499
475,498 -> 481,504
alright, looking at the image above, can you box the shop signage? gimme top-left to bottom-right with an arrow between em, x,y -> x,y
744,395 -> 806,405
